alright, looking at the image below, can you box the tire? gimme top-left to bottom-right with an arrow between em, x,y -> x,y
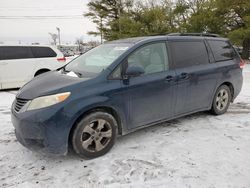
71,111 -> 117,159
211,85 -> 231,115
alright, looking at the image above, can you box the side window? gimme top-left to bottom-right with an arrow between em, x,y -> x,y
127,42 -> 168,75
170,41 -> 209,68
0,47 -> 3,60
31,47 -> 57,58
110,64 -> 122,79
0,46 -> 33,60
208,40 -> 236,62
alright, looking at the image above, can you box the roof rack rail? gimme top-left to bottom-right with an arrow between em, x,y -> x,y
167,33 -> 220,37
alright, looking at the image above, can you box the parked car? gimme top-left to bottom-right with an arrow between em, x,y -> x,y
0,45 -> 67,90
11,33 -> 244,159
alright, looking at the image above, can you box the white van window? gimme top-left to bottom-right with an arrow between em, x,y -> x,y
0,46 -> 33,60
31,47 -> 57,58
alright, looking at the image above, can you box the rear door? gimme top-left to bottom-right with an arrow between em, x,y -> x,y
0,46 -> 35,89
169,39 -> 218,115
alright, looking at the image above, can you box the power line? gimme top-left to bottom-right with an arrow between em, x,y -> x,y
0,17 -> 82,20
0,8 -> 83,11
0,15 -> 84,20
0,15 -> 83,17
0,5 -> 83,9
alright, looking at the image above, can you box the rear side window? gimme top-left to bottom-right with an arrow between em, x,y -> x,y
31,47 -> 57,58
170,41 -> 209,68
0,46 -> 33,60
208,40 -> 236,62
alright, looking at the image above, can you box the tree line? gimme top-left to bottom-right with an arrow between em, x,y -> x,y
85,0 -> 250,59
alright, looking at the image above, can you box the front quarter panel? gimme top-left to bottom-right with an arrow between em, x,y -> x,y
64,79 -> 128,136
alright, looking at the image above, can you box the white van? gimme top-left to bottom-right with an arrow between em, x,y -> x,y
0,45 -> 67,90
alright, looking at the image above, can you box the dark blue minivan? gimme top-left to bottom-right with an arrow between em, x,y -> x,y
11,34 -> 244,158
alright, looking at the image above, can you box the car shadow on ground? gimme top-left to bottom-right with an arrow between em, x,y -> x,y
62,102 -> 250,161
65,111 -> 210,160
24,111 -> 208,162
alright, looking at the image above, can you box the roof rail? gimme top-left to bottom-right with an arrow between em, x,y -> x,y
167,33 -> 220,37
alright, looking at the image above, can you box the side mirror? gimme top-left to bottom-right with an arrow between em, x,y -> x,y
125,66 -> 145,78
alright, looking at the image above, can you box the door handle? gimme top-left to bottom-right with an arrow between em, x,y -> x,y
179,73 -> 189,80
165,75 -> 174,82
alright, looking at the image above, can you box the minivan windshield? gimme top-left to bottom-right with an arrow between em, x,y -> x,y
64,43 -> 131,77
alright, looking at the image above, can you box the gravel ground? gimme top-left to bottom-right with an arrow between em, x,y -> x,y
0,65 -> 250,188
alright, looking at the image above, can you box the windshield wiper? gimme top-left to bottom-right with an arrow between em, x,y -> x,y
61,67 -> 69,73
74,71 -> 82,77
61,67 -> 82,77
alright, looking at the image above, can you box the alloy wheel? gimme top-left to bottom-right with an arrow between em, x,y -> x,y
215,88 -> 229,111
81,119 -> 112,152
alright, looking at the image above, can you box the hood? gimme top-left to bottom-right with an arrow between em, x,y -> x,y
17,71 -> 89,99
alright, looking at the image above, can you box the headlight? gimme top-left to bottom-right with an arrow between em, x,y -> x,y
26,92 -> 71,111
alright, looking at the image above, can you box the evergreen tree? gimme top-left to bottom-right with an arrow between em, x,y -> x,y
85,0 -> 250,59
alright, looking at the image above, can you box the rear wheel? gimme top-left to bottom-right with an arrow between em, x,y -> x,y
211,85 -> 231,115
71,111 -> 117,159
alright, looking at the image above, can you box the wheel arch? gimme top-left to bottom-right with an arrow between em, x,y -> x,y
34,68 -> 51,77
68,105 -> 123,147
219,81 -> 234,102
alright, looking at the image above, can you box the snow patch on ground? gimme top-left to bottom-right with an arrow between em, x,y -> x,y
0,66 -> 250,187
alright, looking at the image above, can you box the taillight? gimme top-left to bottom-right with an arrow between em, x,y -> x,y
57,57 -> 66,63
240,58 -> 245,69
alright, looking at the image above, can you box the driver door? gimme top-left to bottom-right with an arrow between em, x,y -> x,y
122,42 -> 177,129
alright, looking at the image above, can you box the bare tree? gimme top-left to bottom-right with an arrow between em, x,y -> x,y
49,33 -> 58,45
87,40 -> 101,47
75,38 -> 84,52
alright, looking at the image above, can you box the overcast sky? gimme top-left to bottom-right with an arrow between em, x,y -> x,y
0,0 -> 98,45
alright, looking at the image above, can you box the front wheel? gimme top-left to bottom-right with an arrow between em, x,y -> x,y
71,111 -> 117,159
211,85 -> 231,115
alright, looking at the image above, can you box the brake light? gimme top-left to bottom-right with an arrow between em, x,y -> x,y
57,57 -> 66,63
240,58 -> 245,69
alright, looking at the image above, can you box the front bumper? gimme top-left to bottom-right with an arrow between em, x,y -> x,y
11,104 -> 72,155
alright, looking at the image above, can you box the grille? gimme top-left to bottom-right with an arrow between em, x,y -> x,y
14,98 -> 29,112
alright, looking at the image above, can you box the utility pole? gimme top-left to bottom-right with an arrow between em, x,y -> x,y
100,17 -> 103,44
117,0 -> 122,37
56,27 -> 61,46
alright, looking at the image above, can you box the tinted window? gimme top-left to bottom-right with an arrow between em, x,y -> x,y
127,42 -> 168,75
208,40 -> 235,62
31,47 -> 57,58
0,46 -> 34,60
170,41 -> 209,68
